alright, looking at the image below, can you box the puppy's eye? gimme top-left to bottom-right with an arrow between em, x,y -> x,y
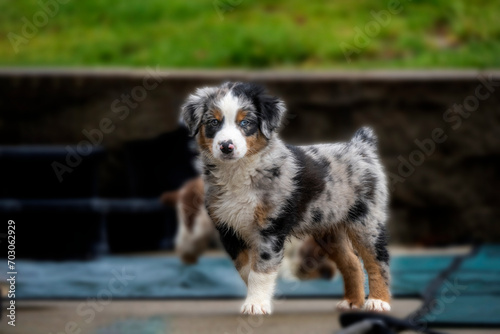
240,120 -> 250,127
208,119 -> 220,127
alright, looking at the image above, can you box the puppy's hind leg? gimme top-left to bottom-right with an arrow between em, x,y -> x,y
320,229 -> 365,310
349,224 -> 391,312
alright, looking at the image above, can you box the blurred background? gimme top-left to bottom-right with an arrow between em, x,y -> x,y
1,0 -> 500,68
0,0 -> 499,333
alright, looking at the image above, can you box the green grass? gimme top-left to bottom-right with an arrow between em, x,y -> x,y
1,0 -> 499,68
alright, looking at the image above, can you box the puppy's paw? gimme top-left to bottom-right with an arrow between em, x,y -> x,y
363,299 -> 391,312
336,299 -> 361,311
241,300 -> 272,315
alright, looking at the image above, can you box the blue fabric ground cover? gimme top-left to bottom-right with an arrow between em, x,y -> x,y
391,255 -> 455,297
5,245 -> 499,327
418,245 -> 500,326
4,253 -> 453,299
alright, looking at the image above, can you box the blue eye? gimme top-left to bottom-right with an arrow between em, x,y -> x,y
209,119 -> 219,127
240,120 -> 249,127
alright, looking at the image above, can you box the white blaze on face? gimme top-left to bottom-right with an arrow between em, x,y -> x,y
212,92 -> 248,161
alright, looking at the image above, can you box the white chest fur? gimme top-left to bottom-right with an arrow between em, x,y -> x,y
207,161 -> 262,239
203,139 -> 296,241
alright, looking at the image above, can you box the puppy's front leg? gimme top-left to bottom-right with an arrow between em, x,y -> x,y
241,266 -> 278,315
215,224 -> 282,315
215,225 -> 252,284
234,249 -> 251,285
241,236 -> 283,315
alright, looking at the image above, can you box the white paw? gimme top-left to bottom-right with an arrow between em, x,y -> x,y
240,299 -> 272,315
363,299 -> 391,312
336,300 -> 360,310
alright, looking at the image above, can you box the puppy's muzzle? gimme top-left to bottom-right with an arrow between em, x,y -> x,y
219,140 -> 235,155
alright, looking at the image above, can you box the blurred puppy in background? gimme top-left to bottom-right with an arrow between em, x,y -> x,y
161,176 -> 336,280
160,177 -> 218,264
280,235 -> 337,281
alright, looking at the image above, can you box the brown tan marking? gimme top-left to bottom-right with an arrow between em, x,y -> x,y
235,249 -> 251,283
197,109 -> 223,154
213,108 -> 223,122
179,177 -> 205,232
245,130 -> 268,156
323,231 -> 365,308
236,109 -> 269,156
236,109 -> 247,123
197,125 -> 213,154
159,190 -> 180,207
160,177 -> 205,232
253,202 -> 272,228
235,249 -> 249,271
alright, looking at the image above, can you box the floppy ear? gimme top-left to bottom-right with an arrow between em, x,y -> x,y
258,93 -> 286,139
181,87 -> 216,137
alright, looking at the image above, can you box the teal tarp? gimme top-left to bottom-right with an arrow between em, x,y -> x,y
9,254 -> 453,299
5,245 -> 500,326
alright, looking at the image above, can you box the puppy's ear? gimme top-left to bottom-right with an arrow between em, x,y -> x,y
258,94 -> 286,139
181,87 -> 216,137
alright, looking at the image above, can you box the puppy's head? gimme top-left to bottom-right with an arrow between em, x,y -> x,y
181,82 -> 286,162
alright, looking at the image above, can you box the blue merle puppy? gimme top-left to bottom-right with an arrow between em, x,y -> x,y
181,82 -> 390,315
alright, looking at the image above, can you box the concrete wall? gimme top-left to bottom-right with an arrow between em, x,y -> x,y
1,69 -> 499,245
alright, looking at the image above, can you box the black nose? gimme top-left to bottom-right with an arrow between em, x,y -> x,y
219,140 -> 234,154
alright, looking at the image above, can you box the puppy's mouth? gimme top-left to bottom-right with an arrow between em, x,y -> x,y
220,154 -> 236,161
215,152 -> 243,162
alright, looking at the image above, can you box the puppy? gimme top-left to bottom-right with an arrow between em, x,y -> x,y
160,177 -> 218,264
280,235 -> 337,281
181,82 -> 390,314
161,176 -> 337,281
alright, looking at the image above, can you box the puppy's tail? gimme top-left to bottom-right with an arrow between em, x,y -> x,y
351,126 -> 378,151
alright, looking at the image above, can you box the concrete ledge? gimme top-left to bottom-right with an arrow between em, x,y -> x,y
1,68 -> 500,80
